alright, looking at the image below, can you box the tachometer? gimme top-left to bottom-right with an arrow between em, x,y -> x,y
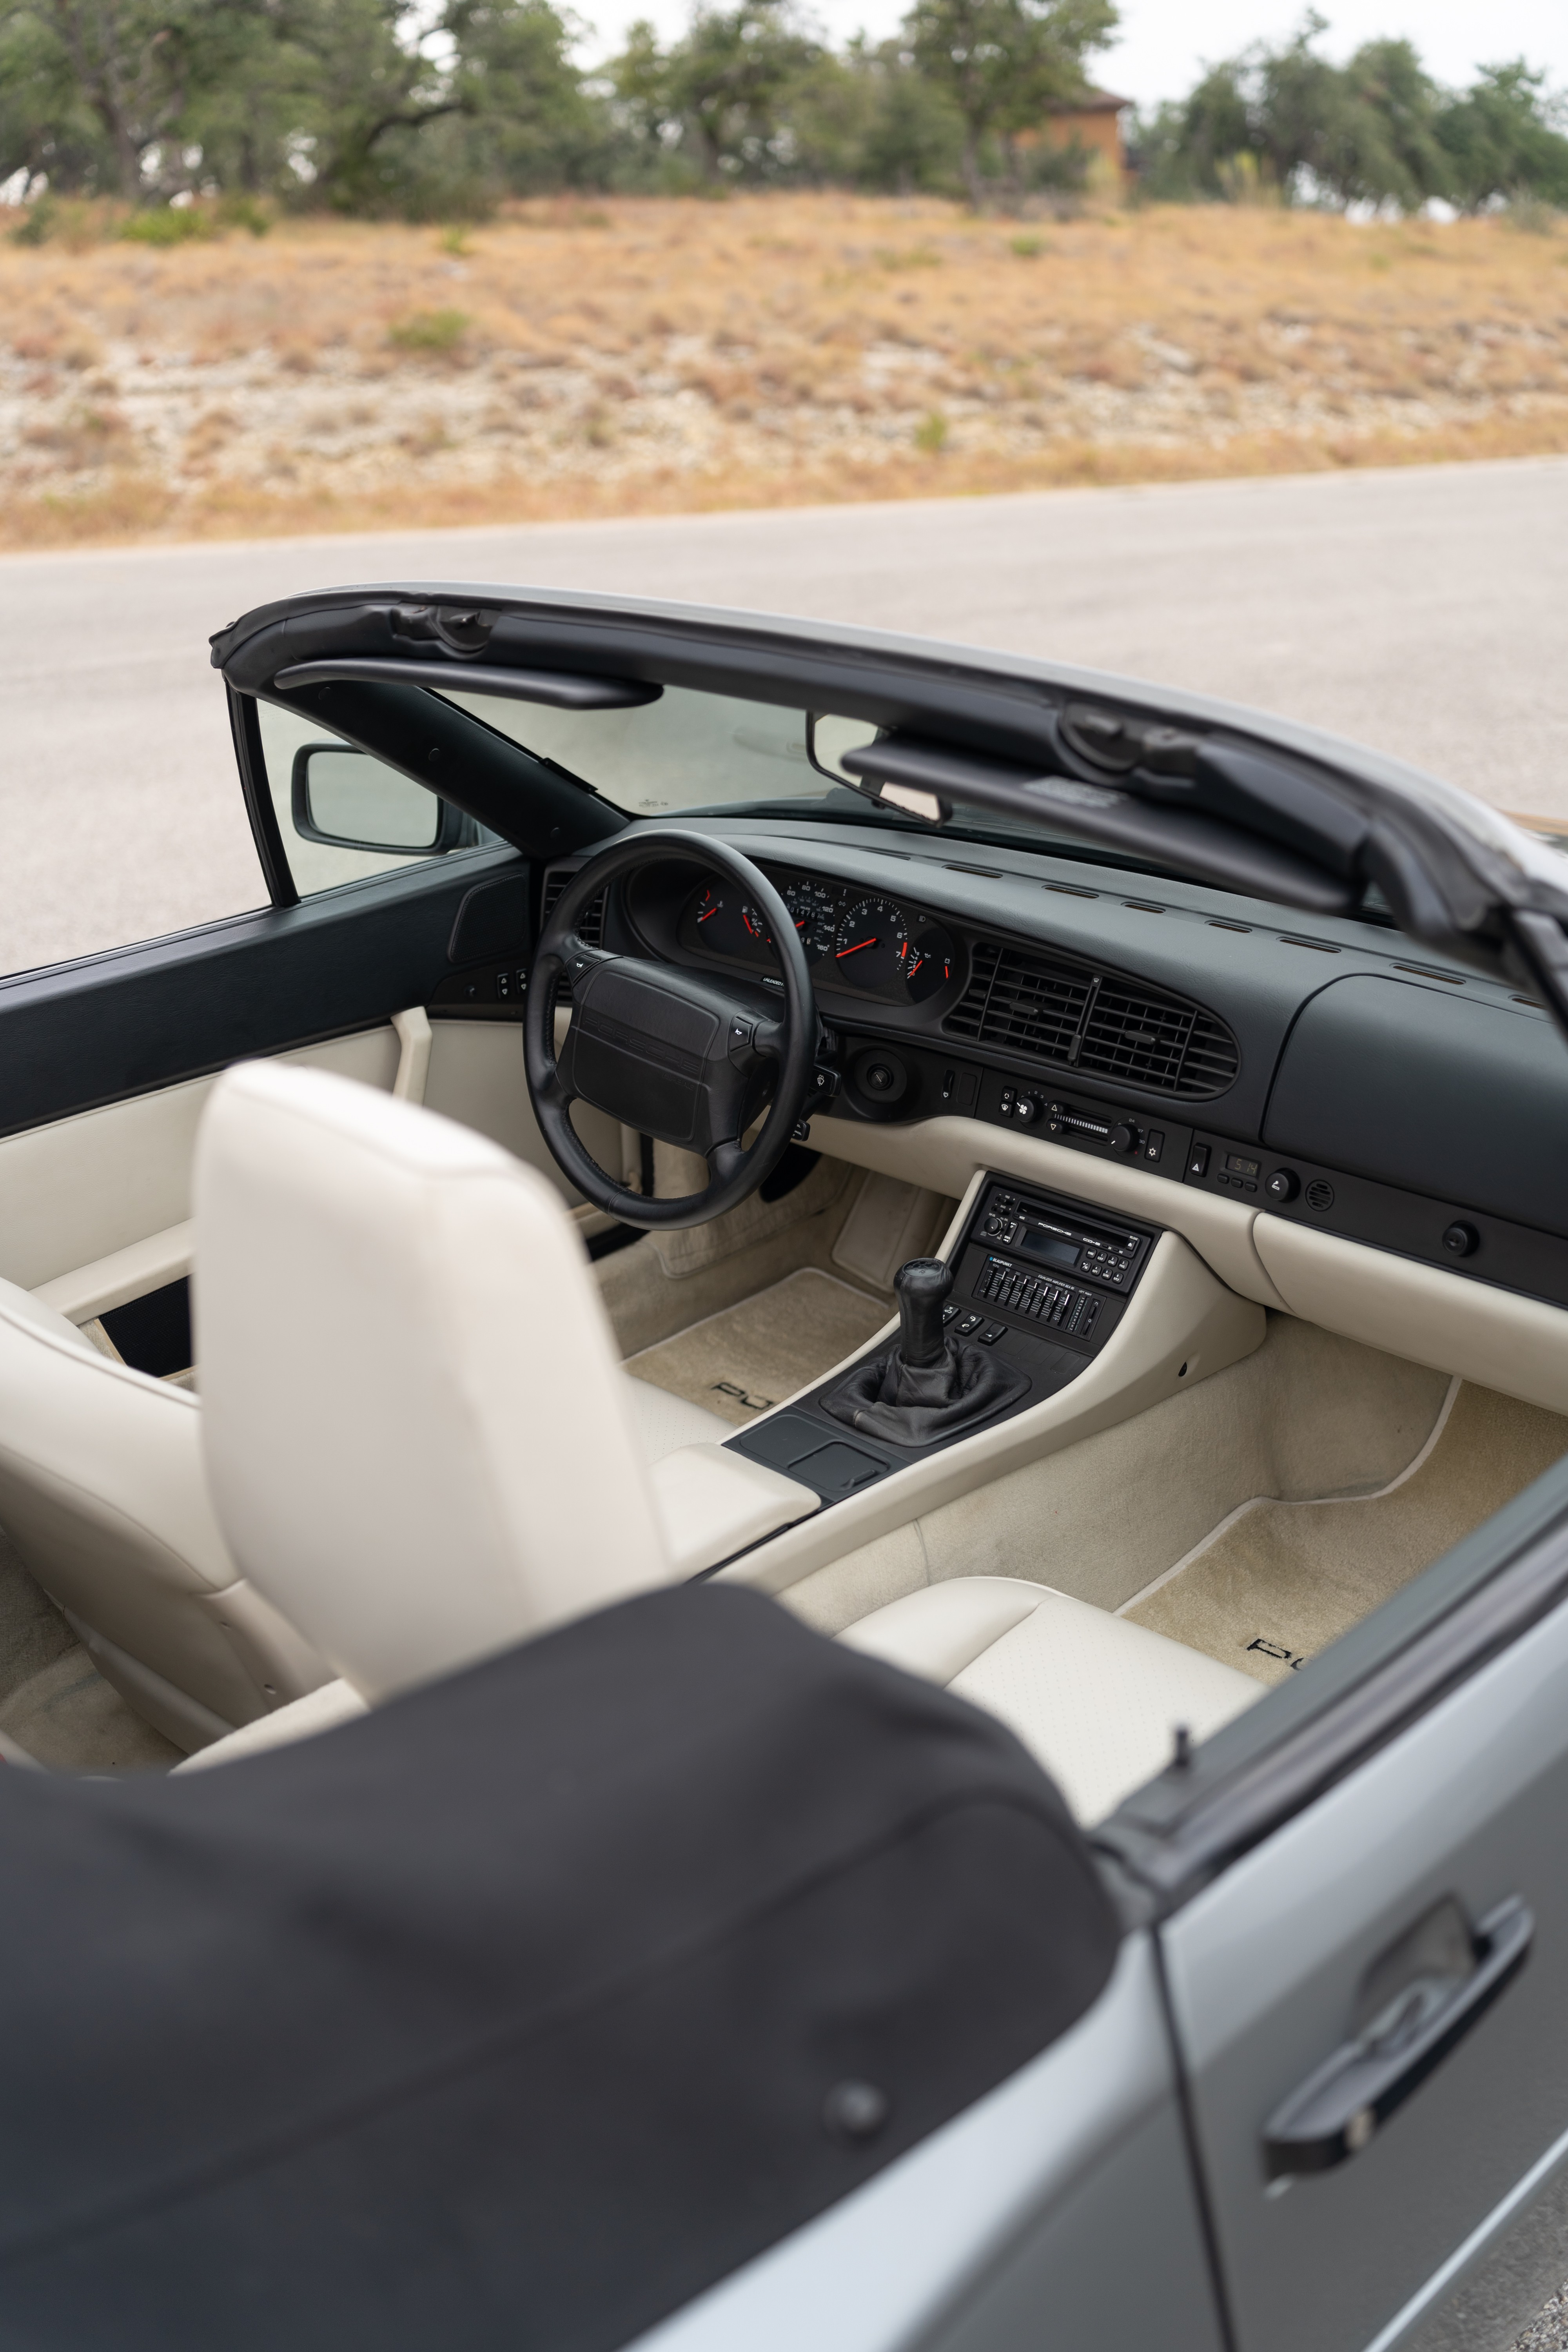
832,895 -> 909,993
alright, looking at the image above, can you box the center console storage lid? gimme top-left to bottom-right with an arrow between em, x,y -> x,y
1264,975 -> 1568,1237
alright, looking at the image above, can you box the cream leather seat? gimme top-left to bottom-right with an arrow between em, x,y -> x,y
0,1092 -> 740,1755
0,1277 -> 330,1751
181,1060 -> 815,1768
840,1578 -> 1262,1825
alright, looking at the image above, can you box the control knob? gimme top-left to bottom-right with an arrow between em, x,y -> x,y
1108,1122 -> 1142,1157
1014,1095 -> 1039,1125
1442,1221 -> 1479,1259
1265,1168 -> 1300,1203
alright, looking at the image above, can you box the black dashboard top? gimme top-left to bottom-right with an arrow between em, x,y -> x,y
545,812 -> 1568,1304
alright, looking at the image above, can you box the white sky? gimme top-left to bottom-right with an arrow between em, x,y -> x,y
573,2 -> 1568,106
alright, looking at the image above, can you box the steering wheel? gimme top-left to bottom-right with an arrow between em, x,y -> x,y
524,831 -> 818,1231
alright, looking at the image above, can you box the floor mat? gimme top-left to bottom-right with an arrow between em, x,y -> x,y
0,1646 -> 181,1771
624,1268 -> 891,1428
1122,1381 -> 1568,1686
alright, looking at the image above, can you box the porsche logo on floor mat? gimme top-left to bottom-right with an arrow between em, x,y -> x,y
712,1380 -> 777,1414
1247,1636 -> 1309,1671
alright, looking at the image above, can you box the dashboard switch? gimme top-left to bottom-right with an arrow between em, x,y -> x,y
1187,1143 -> 1210,1180
1442,1221 -> 1479,1259
1265,1168 -> 1300,1203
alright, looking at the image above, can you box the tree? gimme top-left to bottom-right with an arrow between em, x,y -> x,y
902,0 -> 1118,208
1436,62 -> 1568,212
0,0 -> 260,197
608,1 -> 822,184
1131,15 -> 1452,215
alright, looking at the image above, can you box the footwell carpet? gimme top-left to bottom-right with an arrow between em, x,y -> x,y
624,1269 -> 890,1427
1123,1382 -> 1568,1685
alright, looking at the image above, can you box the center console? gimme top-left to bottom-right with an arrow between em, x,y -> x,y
724,1174 -> 1161,1506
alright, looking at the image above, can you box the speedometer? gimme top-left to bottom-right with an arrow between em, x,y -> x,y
832,895 -> 909,993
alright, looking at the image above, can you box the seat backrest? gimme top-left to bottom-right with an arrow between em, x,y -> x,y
196,1062 -> 671,1704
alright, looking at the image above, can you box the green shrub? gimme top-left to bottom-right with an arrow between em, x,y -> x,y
119,206 -> 216,247
914,409 -> 949,455
387,308 -> 472,354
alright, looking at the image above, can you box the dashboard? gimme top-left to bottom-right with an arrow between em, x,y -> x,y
523,824 -> 1568,1323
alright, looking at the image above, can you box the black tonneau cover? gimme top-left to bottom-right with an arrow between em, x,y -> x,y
0,1584 -> 1117,2351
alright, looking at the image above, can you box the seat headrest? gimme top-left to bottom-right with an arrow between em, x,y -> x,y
196,1062 -> 670,1704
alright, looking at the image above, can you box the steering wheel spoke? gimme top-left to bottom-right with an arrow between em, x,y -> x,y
706,1137 -> 750,1189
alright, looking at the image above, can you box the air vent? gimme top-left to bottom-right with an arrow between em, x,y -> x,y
945,938 -> 1239,1100
1305,1180 -> 1336,1212
541,868 -> 605,946
541,868 -> 606,1007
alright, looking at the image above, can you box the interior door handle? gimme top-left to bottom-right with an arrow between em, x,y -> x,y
1263,1896 -> 1534,2181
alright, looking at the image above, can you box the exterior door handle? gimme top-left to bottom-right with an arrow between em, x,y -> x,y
1263,1896 -> 1534,2181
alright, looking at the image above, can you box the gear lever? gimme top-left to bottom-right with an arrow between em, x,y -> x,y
894,1258 -> 953,1370
822,1254 -> 1028,1448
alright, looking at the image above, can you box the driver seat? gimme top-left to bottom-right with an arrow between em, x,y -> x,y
0,1092 -> 746,1757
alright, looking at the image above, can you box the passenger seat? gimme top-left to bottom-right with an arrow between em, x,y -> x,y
840,1578 -> 1262,1826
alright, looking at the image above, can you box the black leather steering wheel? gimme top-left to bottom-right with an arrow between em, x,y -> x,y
524,831 -> 818,1232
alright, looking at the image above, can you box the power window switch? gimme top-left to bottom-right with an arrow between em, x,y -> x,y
942,1301 -> 961,1323
979,1322 -> 1006,1345
495,969 -> 513,1001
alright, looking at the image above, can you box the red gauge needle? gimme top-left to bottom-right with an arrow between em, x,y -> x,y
697,904 -> 719,923
836,936 -> 878,959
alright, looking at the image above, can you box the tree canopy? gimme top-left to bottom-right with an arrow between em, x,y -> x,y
1134,12 -> 1568,214
0,0 -> 1564,220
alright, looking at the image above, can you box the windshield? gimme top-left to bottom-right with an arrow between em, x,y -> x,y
438,682 -> 828,820
435,679 -> 1185,876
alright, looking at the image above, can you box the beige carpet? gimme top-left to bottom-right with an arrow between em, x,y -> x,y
1124,1381 -> 1568,1686
0,1645 -> 181,1771
0,1525 -> 180,1770
624,1268 -> 891,1427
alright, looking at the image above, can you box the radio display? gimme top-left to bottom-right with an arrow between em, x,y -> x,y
1020,1229 -> 1082,1271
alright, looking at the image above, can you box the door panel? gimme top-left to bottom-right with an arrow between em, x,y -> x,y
0,844 -> 525,1142
1161,1581 -> 1568,2352
0,1028 -> 399,1294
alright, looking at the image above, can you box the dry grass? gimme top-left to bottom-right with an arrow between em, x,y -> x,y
2,192 -> 1567,548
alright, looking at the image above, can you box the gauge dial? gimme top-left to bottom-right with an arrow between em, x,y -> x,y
833,895 -> 909,993
783,877 -> 837,960
904,922 -> 958,1004
686,879 -> 777,966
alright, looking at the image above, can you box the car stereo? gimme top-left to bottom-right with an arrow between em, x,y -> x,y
978,1189 -> 1151,1292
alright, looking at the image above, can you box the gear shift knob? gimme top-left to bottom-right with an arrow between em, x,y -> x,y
895,1258 -> 953,1368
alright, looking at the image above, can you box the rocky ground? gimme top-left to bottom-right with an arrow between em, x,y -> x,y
2,193 -> 1566,544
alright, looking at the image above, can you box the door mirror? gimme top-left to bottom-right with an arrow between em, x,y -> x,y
290,744 -> 445,854
806,713 -> 882,786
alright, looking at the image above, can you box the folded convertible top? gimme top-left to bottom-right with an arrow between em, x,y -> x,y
0,1581 -> 1118,2352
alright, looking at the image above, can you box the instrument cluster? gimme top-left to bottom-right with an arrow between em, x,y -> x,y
676,867 -> 962,1007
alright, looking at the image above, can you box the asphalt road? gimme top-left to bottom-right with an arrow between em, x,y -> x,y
1,451 -> 1565,974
